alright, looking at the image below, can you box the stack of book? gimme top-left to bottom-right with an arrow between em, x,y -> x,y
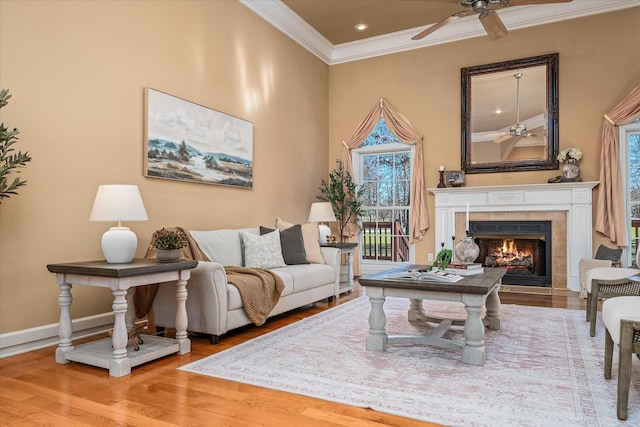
444,262 -> 484,276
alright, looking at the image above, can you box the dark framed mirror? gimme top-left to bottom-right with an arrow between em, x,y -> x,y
461,53 -> 559,174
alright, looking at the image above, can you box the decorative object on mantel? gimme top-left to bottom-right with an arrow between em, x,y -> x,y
455,236 -> 480,264
447,170 -> 465,187
558,147 -> 582,182
151,228 -> 187,262
437,165 -> 446,188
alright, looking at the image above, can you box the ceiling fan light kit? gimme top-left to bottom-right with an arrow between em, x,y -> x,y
411,0 -> 573,41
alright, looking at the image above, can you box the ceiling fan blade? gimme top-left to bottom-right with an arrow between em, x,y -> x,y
411,10 -> 474,40
479,10 -> 508,41
506,0 -> 573,5
494,133 -> 512,144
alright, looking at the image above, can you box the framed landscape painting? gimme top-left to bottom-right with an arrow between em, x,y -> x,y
144,88 -> 253,188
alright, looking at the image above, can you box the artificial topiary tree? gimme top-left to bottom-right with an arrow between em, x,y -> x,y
0,89 -> 32,204
316,159 -> 364,242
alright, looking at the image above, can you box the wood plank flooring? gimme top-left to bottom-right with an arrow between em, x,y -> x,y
0,282 -> 587,426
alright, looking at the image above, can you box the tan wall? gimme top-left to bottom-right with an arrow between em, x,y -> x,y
329,8 -> 640,265
0,0 -> 329,333
1,2 -> 638,335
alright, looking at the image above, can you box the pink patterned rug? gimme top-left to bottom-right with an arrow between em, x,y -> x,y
180,296 -> 640,426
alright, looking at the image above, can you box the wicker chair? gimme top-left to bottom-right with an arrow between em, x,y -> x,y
603,296 -> 640,420
585,250 -> 640,337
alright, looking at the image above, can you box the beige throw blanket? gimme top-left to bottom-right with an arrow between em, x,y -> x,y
135,227 -> 285,327
225,266 -> 285,326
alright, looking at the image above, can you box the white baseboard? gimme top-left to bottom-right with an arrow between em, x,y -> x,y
0,312 -> 115,359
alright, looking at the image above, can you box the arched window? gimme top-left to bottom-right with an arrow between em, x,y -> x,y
353,119 -> 414,273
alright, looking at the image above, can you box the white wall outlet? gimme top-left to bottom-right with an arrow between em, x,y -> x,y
427,253 -> 434,262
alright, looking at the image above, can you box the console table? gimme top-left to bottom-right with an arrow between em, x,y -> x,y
46,259 -> 198,377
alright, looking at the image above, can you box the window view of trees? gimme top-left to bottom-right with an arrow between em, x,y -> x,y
358,119 -> 411,263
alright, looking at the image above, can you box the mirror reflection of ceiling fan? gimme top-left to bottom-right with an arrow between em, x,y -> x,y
411,0 -> 573,41
480,71 -> 547,144
494,72 -> 527,143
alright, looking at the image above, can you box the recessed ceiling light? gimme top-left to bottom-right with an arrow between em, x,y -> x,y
355,24 -> 368,31
495,108 -> 503,114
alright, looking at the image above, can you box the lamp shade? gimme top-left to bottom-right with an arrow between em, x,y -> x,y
89,185 -> 148,264
308,202 -> 336,246
89,185 -> 148,222
307,202 -> 336,223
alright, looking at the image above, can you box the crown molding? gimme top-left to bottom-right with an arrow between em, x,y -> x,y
241,0 -> 640,65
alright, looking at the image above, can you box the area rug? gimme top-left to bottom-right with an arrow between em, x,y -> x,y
180,296 -> 640,427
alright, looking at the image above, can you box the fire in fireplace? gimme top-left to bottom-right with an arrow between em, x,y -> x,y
470,221 -> 552,287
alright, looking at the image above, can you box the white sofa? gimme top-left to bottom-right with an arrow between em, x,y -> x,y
150,227 -> 341,343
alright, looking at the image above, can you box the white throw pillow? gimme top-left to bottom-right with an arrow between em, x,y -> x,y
276,218 -> 325,264
240,230 -> 286,269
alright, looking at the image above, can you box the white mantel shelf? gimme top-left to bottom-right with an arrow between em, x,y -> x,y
429,181 -> 599,292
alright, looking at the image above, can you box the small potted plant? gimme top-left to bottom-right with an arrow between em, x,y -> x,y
151,228 -> 187,262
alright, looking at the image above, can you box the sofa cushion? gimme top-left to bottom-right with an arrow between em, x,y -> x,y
260,225 -> 309,265
272,264 -> 336,293
190,229 -> 243,266
228,270 -> 294,310
276,218 -> 325,264
240,230 -> 286,269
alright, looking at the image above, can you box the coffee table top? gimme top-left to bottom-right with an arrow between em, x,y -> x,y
359,264 -> 506,295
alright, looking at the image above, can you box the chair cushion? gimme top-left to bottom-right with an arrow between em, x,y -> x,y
602,296 -> 640,345
595,244 -> 623,262
585,267 -> 640,294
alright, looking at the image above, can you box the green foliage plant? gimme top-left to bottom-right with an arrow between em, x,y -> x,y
0,89 -> 32,204
429,249 -> 452,270
316,159 -> 365,242
152,228 -> 187,250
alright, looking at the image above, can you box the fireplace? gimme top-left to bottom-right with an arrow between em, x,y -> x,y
470,221 -> 552,287
429,182 -> 598,291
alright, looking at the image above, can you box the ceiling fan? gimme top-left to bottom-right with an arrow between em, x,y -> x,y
494,72 -> 527,143
411,0 -> 573,41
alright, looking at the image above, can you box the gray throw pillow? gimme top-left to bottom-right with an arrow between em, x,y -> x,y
594,244 -> 622,262
260,225 -> 309,265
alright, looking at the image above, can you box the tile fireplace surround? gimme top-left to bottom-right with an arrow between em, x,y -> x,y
429,181 -> 599,292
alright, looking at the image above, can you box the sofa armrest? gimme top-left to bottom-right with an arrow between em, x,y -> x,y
321,246 -> 341,297
150,260 -> 229,336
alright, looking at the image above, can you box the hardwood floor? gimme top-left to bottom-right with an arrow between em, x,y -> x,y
0,282 -> 587,426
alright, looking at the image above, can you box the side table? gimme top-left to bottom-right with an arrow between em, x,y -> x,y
46,259 -> 198,377
324,243 -> 358,295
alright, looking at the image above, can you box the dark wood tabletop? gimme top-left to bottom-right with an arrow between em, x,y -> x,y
358,264 -> 506,295
46,259 -> 198,278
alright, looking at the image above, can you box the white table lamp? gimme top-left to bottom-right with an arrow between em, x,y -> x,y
308,202 -> 336,245
89,185 -> 149,263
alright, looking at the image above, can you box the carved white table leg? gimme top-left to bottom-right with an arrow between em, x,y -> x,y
462,294 -> 486,366
408,298 -> 424,321
174,271 -> 191,354
109,289 -> 131,377
366,287 -> 387,351
55,280 -> 74,364
485,286 -> 502,330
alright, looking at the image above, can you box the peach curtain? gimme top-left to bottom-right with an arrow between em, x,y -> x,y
595,85 -> 640,247
340,98 -> 429,275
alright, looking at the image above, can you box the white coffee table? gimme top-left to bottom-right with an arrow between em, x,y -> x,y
359,265 -> 506,366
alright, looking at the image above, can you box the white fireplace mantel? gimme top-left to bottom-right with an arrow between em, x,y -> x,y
429,181 -> 599,292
